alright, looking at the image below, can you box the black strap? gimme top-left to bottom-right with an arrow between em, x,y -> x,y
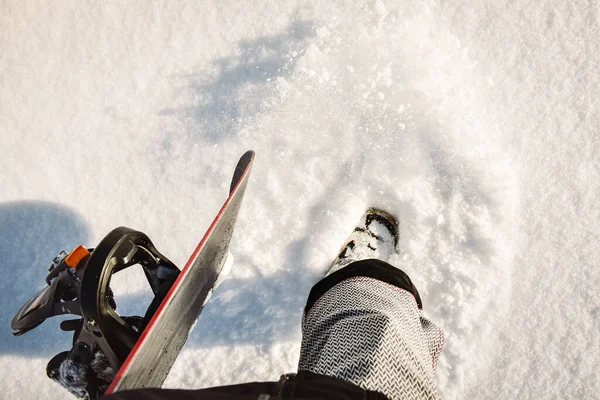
304,259 -> 423,314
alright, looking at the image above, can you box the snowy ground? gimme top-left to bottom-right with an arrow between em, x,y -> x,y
1,1 -> 598,399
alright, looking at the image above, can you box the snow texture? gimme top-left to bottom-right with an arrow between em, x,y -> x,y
0,1 -> 598,399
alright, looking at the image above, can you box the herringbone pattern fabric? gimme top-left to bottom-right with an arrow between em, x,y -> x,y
299,277 -> 444,400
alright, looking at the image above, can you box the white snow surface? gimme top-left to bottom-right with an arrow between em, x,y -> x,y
1,1 -> 598,399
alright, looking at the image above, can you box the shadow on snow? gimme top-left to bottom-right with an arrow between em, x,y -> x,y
159,20 -> 315,144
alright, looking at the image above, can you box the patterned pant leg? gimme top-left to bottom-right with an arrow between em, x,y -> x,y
298,268 -> 444,400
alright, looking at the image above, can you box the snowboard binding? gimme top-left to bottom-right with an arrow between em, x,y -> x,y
11,227 -> 180,399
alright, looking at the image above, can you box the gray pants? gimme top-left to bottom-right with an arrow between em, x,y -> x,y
298,260 -> 444,400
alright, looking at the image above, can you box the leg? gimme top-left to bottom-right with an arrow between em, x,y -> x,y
298,210 -> 444,400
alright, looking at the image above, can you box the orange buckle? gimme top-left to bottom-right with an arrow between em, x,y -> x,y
65,245 -> 90,269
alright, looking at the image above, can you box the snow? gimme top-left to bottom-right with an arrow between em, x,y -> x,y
0,1 -> 598,399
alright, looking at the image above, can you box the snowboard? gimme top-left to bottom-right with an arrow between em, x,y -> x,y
105,150 -> 255,393
11,150 -> 255,398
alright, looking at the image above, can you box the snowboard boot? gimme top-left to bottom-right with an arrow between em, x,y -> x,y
328,208 -> 400,276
